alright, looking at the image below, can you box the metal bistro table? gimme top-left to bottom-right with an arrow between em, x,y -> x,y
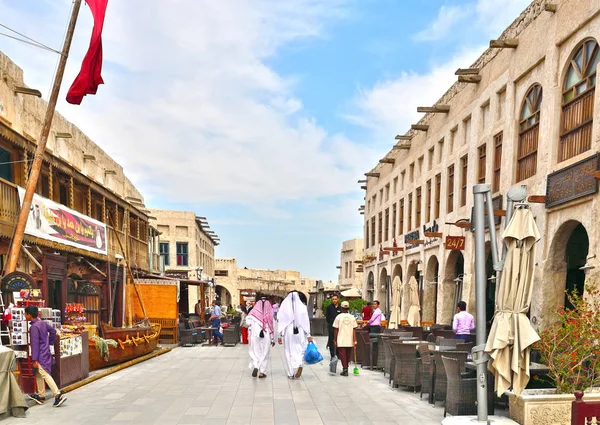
464,361 -> 550,415
199,327 -> 218,346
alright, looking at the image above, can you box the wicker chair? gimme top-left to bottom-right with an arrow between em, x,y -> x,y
392,331 -> 413,338
437,337 -> 459,349
404,326 -> 424,340
456,342 -> 474,353
391,342 -> 421,391
377,334 -> 389,370
222,323 -> 240,346
433,329 -> 456,339
178,322 -> 198,346
433,351 -> 469,404
442,355 -> 477,416
355,328 -> 370,364
381,336 -> 399,379
417,343 -> 432,399
358,331 -> 375,370
185,320 -> 206,344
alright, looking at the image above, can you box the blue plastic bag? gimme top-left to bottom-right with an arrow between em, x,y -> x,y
304,341 -> 323,365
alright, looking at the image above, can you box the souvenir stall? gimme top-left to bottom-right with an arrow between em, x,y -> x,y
6,290 -> 89,392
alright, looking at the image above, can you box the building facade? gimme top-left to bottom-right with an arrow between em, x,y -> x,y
338,238 -> 364,291
148,209 -> 219,313
361,0 -> 600,331
214,258 -> 313,306
0,49 -> 157,326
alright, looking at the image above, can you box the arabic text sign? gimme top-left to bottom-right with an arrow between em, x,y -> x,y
17,187 -> 108,255
546,154 -> 599,208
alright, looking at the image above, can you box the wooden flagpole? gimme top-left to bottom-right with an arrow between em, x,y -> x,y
5,0 -> 83,274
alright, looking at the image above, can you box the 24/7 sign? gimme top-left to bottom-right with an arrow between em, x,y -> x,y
445,236 -> 465,251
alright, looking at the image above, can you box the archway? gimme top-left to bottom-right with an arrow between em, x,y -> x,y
442,250 -> 465,324
423,256 -> 439,323
367,271 -> 375,303
545,221 -> 589,322
378,267 -> 389,313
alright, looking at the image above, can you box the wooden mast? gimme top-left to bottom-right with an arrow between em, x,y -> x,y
5,0 -> 83,274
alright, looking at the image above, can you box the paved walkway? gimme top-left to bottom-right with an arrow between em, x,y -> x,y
5,337 -> 446,425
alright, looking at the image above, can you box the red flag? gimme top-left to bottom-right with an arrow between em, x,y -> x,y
66,0 -> 109,105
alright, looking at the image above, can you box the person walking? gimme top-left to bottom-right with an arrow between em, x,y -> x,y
272,302 -> 279,321
452,301 -> 475,342
247,298 -> 275,378
325,295 -> 342,359
25,306 -> 66,407
365,300 -> 384,334
333,301 -> 358,376
278,291 -> 313,379
209,300 -> 224,345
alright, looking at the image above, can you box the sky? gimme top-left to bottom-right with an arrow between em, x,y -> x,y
0,0 -> 531,282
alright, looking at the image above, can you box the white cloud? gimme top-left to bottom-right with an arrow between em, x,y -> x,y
413,5 -> 472,42
413,0 -> 532,42
0,0 -> 374,211
347,47 -> 483,139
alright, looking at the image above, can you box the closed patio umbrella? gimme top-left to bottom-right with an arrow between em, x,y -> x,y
407,276 -> 421,326
388,276 -> 402,329
485,207 -> 541,396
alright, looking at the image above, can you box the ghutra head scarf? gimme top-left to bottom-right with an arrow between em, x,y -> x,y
248,299 -> 274,338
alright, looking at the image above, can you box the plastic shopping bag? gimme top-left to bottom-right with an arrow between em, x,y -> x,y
329,356 -> 338,374
304,341 -> 324,365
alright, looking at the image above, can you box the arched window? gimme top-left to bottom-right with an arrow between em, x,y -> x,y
517,84 -> 542,182
559,39 -> 599,162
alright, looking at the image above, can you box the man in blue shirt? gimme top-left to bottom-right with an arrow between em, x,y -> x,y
209,300 -> 224,345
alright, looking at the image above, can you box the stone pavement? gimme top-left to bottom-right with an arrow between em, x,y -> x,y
4,337 -> 447,425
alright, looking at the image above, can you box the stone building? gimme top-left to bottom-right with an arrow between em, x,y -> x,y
214,258 -> 312,306
0,49 -> 158,326
148,209 -> 219,313
361,0 -> 600,330
337,238 -> 364,291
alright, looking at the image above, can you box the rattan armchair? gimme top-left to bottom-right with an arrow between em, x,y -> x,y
358,331 -> 375,370
222,322 -> 240,346
404,326 -> 424,340
432,351 -> 469,404
178,322 -> 198,346
442,355 -> 477,416
376,334 -> 388,370
391,342 -> 421,391
417,343 -> 432,399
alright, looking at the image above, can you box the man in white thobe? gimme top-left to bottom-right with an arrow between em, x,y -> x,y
247,298 -> 275,378
277,291 -> 313,379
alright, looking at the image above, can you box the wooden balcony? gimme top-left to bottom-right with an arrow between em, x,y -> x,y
0,178 -> 19,238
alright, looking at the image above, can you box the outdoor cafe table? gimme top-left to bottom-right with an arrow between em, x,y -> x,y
199,327 -> 217,346
463,361 -> 550,415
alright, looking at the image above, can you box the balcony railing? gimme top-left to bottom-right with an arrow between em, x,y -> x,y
0,178 -> 19,232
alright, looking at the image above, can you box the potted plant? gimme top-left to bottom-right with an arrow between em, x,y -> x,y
508,286 -> 600,425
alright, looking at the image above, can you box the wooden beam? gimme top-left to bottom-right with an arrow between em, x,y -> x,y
383,247 -> 404,252
406,240 -> 425,245
544,3 -> 556,12
455,68 -> 480,75
484,209 -> 506,217
424,232 -> 443,238
365,172 -> 380,178
411,124 -> 429,131
336,266 -> 342,269
361,185 -> 367,190
458,75 -> 482,83
395,135 -> 412,141
417,105 -> 450,113
393,143 -> 411,150
594,171 -> 600,180
357,179 -> 367,183
454,222 -> 472,229
490,38 -> 519,48
379,158 -> 395,164
83,154 -> 96,161
360,212 -> 364,215
528,195 -> 546,203
14,86 -> 42,97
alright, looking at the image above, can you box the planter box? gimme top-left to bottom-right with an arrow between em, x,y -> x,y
508,389 -> 600,425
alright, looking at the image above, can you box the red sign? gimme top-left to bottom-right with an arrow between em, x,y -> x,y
445,236 -> 465,251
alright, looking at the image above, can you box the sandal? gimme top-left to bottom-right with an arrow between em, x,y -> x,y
259,373 -> 267,378
295,367 -> 303,378
252,368 -> 258,378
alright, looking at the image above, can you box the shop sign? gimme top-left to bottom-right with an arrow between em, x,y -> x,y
445,236 -> 465,251
404,229 -> 420,249
165,270 -> 189,280
17,187 -> 107,255
423,220 -> 440,247
546,154 -> 599,208
240,289 -> 256,296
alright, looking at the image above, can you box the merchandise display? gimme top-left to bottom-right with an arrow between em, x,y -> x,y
59,335 -> 83,358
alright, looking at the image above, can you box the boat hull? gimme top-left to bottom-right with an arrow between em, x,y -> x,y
89,323 -> 161,371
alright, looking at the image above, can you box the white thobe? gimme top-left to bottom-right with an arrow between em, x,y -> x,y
247,316 -> 272,373
280,323 -> 308,377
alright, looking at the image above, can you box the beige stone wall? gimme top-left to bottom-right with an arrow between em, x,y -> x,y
149,209 -> 217,312
362,0 -> 600,330
0,50 -> 144,203
214,257 -> 314,306
338,238 -> 364,290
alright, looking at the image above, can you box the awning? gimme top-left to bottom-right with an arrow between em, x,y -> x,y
340,287 -> 362,298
